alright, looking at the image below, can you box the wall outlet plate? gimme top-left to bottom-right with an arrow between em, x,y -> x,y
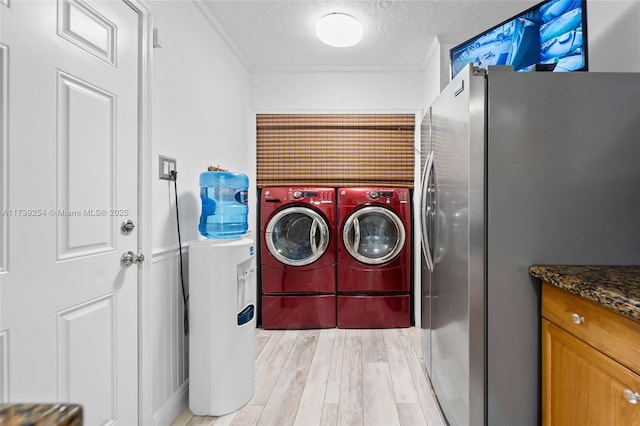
159,155 -> 176,180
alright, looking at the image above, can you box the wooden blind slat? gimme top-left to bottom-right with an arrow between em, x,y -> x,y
256,114 -> 415,188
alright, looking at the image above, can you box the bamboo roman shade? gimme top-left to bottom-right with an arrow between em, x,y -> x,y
256,114 -> 415,188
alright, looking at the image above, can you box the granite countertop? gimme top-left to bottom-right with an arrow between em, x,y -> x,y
0,403 -> 82,426
529,265 -> 640,322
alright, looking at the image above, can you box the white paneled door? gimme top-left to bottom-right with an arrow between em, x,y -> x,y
0,1 -> 140,424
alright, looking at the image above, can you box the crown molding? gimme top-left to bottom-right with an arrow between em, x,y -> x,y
190,0 -> 252,71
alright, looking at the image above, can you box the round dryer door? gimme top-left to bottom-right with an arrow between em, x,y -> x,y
343,206 -> 405,265
266,206 -> 330,266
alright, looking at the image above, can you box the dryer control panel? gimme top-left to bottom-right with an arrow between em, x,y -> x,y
289,189 -> 333,203
368,190 -> 398,200
262,187 -> 335,205
339,187 -> 410,206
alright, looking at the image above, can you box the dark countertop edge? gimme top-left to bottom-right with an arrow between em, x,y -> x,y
529,265 -> 640,322
0,403 -> 83,425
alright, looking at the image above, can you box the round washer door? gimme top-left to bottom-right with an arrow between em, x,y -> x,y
342,206 -> 405,265
266,206 -> 330,266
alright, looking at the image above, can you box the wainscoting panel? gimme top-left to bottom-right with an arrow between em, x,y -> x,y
151,248 -> 189,424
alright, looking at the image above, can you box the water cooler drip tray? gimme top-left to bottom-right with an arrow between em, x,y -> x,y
237,304 -> 254,326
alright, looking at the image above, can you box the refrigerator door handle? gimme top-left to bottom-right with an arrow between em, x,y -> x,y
420,151 -> 435,271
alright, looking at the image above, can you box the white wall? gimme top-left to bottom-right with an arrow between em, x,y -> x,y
422,37 -> 444,112
151,4 -> 252,252
146,1 -> 251,424
587,0 -> 640,71
251,70 -> 424,112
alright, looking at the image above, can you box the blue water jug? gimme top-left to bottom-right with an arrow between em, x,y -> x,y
198,171 -> 249,239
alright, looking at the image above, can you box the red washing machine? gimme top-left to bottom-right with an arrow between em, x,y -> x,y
337,187 -> 411,328
260,187 -> 336,329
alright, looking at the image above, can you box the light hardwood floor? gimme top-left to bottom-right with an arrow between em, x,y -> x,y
172,327 -> 446,426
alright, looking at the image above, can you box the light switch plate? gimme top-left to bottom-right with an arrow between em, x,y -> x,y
159,155 -> 176,180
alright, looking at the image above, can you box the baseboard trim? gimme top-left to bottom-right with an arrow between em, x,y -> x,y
153,380 -> 189,426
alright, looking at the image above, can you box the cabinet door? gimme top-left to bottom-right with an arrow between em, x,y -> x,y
542,319 -> 640,425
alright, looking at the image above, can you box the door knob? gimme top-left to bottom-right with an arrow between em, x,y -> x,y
121,251 -> 145,267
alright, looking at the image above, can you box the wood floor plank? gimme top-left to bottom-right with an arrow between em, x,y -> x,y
383,329 -> 419,404
397,403 -> 428,426
362,329 -> 387,363
320,403 -> 339,426
254,324 -> 282,380
249,331 -> 298,405
362,362 -> 401,426
255,330 -> 282,365
255,362 -> 266,380
258,330 -> 319,426
186,415 -> 217,426
324,328 -> 345,404
400,332 -> 446,426
229,405 -> 263,426
399,328 -> 431,381
212,411 -> 235,425
293,361 -> 330,426
255,332 -> 271,361
313,328 -> 337,364
407,327 -> 423,357
294,329 -> 334,426
337,330 -> 363,426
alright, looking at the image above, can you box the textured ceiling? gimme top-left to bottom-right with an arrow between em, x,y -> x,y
202,0 -> 541,71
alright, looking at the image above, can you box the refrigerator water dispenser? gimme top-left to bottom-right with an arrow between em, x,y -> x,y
188,237 -> 256,416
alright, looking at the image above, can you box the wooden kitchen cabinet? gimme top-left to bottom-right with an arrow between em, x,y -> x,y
542,283 -> 640,425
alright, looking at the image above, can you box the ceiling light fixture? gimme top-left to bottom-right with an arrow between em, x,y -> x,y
315,13 -> 363,48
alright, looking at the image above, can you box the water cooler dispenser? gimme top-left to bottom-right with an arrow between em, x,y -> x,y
188,237 -> 256,416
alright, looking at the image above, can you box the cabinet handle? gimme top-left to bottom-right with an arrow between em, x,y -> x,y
571,313 -> 585,324
624,389 -> 640,404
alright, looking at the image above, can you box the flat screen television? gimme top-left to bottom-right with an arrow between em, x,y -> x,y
450,0 -> 587,78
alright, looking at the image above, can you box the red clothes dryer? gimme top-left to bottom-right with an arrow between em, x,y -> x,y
260,187 -> 336,329
337,187 -> 411,328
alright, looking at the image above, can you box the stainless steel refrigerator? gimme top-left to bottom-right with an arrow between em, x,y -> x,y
419,65 -> 640,426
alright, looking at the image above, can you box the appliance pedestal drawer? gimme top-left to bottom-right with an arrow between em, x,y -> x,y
337,294 -> 410,328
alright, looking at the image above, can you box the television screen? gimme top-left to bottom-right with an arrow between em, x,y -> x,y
450,0 -> 587,78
